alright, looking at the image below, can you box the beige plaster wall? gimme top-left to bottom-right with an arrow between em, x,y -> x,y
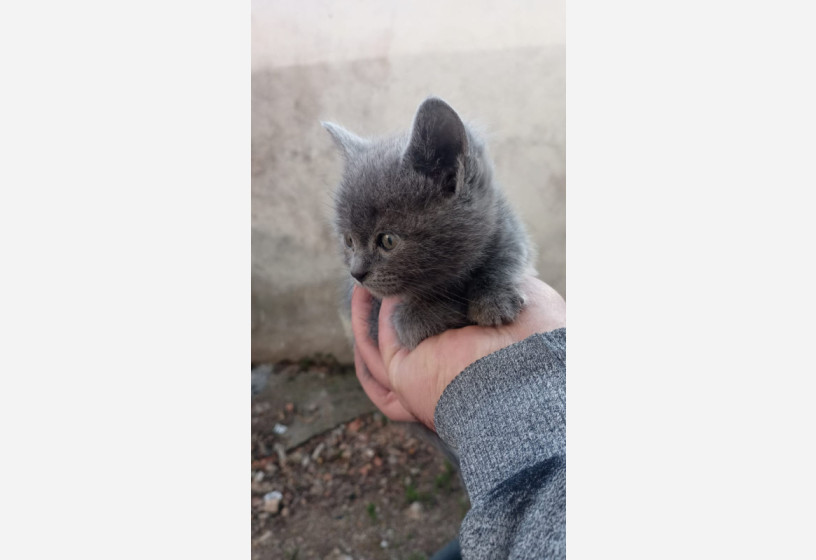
252,1 -> 565,363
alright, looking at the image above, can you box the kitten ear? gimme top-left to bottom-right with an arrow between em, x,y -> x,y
322,121 -> 367,159
403,97 -> 468,195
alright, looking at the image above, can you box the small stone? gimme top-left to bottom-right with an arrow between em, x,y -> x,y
323,548 -> 353,560
310,481 -> 324,496
311,442 -> 326,461
281,507 -> 290,517
263,490 -> 282,501
273,423 -> 288,435
262,501 -> 280,514
274,443 -> 287,465
380,540 -> 388,549
406,501 -> 423,520
251,364 -> 273,396
251,481 -> 270,493
255,530 -> 272,544
253,402 -> 272,415
253,471 -> 265,482
262,491 -> 283,514
347,418 -> 363,433
285,402 -> 295,413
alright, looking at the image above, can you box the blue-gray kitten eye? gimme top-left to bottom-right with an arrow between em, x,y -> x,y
344,234 -> 354,248
378,233 -> 398,250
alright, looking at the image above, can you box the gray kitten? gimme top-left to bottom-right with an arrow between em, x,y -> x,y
324,97 -> 531,349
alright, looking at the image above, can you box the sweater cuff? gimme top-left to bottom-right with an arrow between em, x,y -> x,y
433,329 -> 566,501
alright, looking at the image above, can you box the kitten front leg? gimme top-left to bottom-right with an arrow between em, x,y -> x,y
466,268 -> 525,327
392,299 -> 457,350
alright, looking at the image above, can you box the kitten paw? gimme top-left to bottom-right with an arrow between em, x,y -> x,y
392,311 -> 427,350
395,326 -> 425,351
392,301 -> 448,350
467,288 -> 524,327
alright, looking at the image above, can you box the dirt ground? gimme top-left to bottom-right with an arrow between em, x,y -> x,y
251,363 -> 469,560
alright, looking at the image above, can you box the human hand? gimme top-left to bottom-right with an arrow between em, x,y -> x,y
352,276 -> 566,430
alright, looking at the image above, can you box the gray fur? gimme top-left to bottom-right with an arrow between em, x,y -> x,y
325,97 -> 531,349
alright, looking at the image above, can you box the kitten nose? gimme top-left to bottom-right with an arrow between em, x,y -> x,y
351,270 -> 368,283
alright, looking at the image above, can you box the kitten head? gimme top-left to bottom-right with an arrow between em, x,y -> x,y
324,97 -> 499,299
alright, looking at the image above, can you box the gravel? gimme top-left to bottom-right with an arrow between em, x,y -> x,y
251,365 -> 470,560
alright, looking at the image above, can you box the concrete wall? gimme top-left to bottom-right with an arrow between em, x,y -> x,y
251,1 -> 565,363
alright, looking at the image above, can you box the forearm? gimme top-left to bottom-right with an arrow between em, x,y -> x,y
434,328 -> 567,559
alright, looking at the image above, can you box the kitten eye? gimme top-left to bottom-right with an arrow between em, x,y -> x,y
378,233 -> 398,251
344,234 -> 354,248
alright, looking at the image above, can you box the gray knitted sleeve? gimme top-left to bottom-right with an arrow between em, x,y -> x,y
434,328 -> 566,560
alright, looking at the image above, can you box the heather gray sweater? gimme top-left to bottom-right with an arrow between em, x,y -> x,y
435,328 -> 566,560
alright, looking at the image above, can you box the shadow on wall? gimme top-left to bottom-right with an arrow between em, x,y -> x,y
252,46 -> 565,364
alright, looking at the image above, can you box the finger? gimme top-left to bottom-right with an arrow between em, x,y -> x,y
350,284 -> 373,344
354,345 -> 416,422
351,286 -> 392,388
510,276 -> 566,336
353,344 -> 391,401
377,296 -> 407,372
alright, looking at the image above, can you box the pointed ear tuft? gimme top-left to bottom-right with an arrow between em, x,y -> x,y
403,97 -> 468,195
322,121 -> 367,159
